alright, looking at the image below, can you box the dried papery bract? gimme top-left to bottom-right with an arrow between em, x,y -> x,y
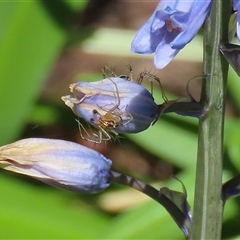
228,12 -> 237,42
0,138 -> 112,193
222,174 -> 240,201
220,44 -> 240,76
62,77 -> 159,143
110,171 -> 192,238
159,74 -> 209,119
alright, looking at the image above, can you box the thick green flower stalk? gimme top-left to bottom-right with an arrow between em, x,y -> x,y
191,0 -> 231,239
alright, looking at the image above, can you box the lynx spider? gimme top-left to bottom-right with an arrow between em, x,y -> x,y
77,78 -> 133,143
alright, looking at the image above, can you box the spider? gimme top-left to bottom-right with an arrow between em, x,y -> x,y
77,78 -> 133,143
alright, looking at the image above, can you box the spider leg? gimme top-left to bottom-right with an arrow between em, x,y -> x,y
98,126 -> 113,142
76,119 -> 103,144
138,70 -> 168,102
126,64 -> 133,81
108,78 -> 121,110
122,113 -> 133,126
102,66 -> 117,78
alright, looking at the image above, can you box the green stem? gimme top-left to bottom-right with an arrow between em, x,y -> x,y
190,0 -> 230,239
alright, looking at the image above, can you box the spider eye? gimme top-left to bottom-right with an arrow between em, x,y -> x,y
119,75 -> 130,80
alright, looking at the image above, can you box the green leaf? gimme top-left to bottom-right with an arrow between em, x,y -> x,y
127,118 -> 198,170
0,1 -> 86,145
0,172 -> 109,238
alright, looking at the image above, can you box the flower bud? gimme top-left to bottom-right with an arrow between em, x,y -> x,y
62,77 -> 159,134
0,138 -> 112,193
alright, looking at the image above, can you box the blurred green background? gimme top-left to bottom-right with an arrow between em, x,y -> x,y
0,1 -> 240,239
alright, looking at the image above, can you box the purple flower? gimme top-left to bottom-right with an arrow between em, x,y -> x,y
131,0 -> 212,69
0,138 -> 112,193
234,0 -> 240,41
62,77 -> 159,134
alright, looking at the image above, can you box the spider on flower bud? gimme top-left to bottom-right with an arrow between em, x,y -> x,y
62,70 -> 160,143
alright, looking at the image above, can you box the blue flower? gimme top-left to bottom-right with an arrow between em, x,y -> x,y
62,77 -> 159,134
131,0 -> 212,69
234,0 -> 240,41
0,138 -> 112,193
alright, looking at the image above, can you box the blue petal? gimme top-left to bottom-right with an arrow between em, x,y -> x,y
154,32 -> 180,68
234,0 -> 240,10
171,0 -> 212,49
157,0 -> 194,14
131,11 -> 162,54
